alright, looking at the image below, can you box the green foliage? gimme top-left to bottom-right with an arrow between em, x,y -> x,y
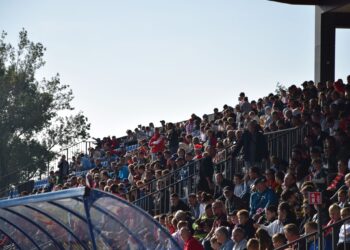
0,29 -> 90,195
275,82 -> 287,96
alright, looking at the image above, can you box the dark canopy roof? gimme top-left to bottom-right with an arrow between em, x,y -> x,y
269,0 -> 349,5
0,187 -> 180,250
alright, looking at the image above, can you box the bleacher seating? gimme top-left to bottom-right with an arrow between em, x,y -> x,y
10,75 -> 350,250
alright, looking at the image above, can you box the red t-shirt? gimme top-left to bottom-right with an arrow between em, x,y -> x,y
184,237 -> 204,250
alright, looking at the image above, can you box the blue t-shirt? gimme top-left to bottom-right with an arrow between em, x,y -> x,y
250,188 -> 277,216
81,156 -> 92,170
118,165 -> 129,180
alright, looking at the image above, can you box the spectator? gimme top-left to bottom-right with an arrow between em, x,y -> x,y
170,193 -> 190,213
337,207 -> 350,249
148,128 -> 165,160
246,238 -> 260,250
237,209 -> 255,239
210,237 -> 220,250
249,176 -> 277,216
256,202 -> 297,237
337,189 -> 349,208
193,203 -> 215,239
308,158 -> 327,191
327,159 -> 348,191
153,180 -> 169,214
283,173 -> 299,194
324,202 -> 342,243
265,168 -> 278,191
188,193 -> 201,219
272,233 -> 287,249
197,146 -> 215,193
231,227 -> 247,250
180,226 -> 204,250
203,201 -> 229,246
241,97 -> 252,113
57,155 -> 69,184
283,223 -> 306,250
233,173 -> 248,200
214,173 -> 234,199
304,221 -> 331,250
299,201 -> 316,234
232,120 -> 269,170
167,122 -> 179,154
257,205 -> 277,226
172,220 -> 188,249
255,228 -> 273,250
214,226 -> 234,250
223,186 -> 246,214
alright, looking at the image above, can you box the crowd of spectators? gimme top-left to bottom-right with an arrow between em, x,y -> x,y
17,75 -> 350,250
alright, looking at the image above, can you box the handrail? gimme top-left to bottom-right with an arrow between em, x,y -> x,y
5,124 -> 305,200
59,140 -> 95,153
275,215 -> 350,250
132,161 -> 203,201
126,144 -> 235,198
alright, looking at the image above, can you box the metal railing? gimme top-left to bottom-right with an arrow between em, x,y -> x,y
59,140 -> 95,162
131,126 -> 307,215
131,157 -> 206,215
276,215 -> 350,250
265,125 -> 306,163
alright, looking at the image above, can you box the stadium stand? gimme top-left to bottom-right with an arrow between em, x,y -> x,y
5,74 -> 350,250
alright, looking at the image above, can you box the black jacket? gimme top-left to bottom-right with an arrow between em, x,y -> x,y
232,130 -> 269,162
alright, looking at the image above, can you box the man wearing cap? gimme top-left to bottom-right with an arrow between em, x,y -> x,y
249,176 -> 277,216
214,173 -> 233,199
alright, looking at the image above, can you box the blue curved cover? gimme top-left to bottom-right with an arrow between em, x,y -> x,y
0,187 -> 181,250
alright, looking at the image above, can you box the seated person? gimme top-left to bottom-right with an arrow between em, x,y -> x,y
193,204 -> 215,240
223,186 -> 246,214
232,227 -> 247,250
249,176 -> 277,216
308,158 -> 327,191
327,159 -> 348,191
337,207 -> 350,250
272,233 -> 287,249
237,209 -> 255,239
324,204 -> 341,250
170,193 -> 190,213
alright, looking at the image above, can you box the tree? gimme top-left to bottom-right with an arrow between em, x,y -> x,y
275,82 -> 287,96
0,29 -> 90,196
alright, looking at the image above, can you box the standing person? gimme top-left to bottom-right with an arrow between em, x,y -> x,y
57,155 -> 69,184
197,146 -> 215,193
232,120 -> 269,171
167,122 -> 179,154
149,128 -> 165,160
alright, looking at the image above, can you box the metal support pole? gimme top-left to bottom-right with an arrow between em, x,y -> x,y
317,205 -> 323,250
83,197 -> 98,250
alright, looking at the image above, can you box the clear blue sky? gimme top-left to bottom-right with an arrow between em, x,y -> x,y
1,1 -> 349,138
